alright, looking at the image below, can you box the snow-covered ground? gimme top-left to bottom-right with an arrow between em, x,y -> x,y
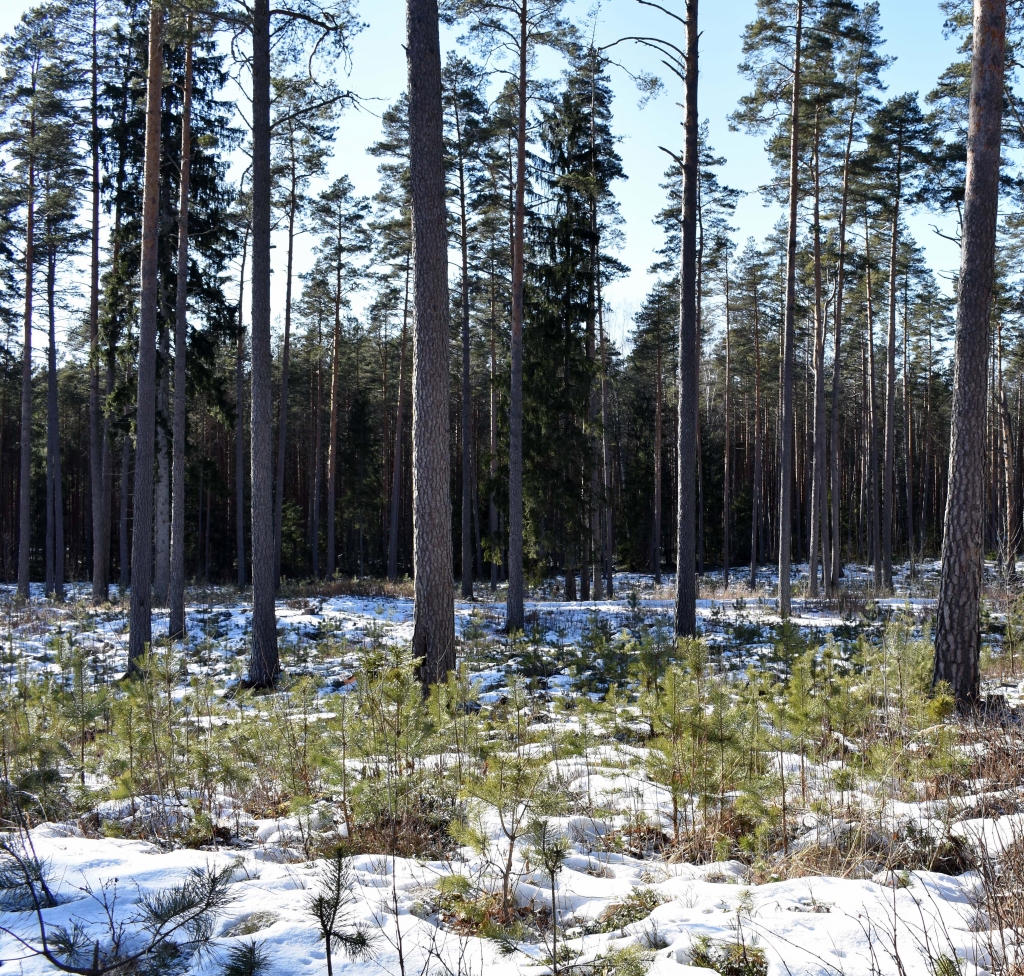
1,563 -> 1022,976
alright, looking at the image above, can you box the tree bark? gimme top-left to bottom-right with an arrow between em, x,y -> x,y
311,318 -> 323,577
809,115 -> 830,597
274,152 -> 299,583
120,431 -> 131,590
674,0 -> 699,638
127,0 -> 165,669
326,219 -> 346,579
45,243 -> 64,601
598,273 -> 613,596
866,217 -> 882,588
153,327 -> 170,604
997,331 -> 1017,568
248,0 -> 280,686
407,0 -> 455,684
387,262 -> 410,582
723,254 -> 731,589
17,97 -> 35,601
90,0 -> 109,605
236,227 -> 248,588
935,0 -> 1005,705
882,126 -> 904,591
777,0 -> 802,618
653,311 -> 663,583
830,88 -> 858,590
489,274 -> 499,591
904,275 -> 916,578
456,99 -> 474,599
506,0 -> 528,633
750,280 -> 762,590
169,31 -> 193,638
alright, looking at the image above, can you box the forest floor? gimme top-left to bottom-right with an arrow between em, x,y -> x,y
1,562 -> 1023,976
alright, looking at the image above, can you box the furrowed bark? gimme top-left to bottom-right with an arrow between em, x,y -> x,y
169,30 -> 193,639
777,0 -> 802,619
934,0 -> 1006,706
506,0 -> 528,634
248,0 -> 280,686
408,0 -> 455,684
127,0 -> 165,669
674,0 -> 698,638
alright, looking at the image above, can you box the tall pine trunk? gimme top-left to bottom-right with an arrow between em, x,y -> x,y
830,88 -> 858,590
937,0 -> 1007,700
153,328 -> 170,604
934,0 -> 1005,706
90,0 -> 109,604
506,0 -> 528,633
723,255 -> 731,589
169,31 -> 193,638
274,166 -> 299,583
489,276 -> 499,590
653,315 -> 663,583
120,431 -> 131,590
408,0 -> 455,683
45,242 -> 64,601
904,277 -> 916,578
750,285 -> 762,589
311,322 -> 323,578
127,0 -> 165,669
458,114 -> 473,599
236,228 -> 248,588
866,219 -> 882,588
387,263 -> 410,582
777,0 -> 802,618
882,129 -> 904,591
998,331 -> 1018,568
17,96 -> 35,601
248,0 -> 280,686
599,275 -> 613,596
674,0 -> 699,637
809,117 -> 829,597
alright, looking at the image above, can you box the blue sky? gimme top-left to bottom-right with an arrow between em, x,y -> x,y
0,0 -> 965,349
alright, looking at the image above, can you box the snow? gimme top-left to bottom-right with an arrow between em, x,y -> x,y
0,818 -> 988,976
1,562 -> 1022,975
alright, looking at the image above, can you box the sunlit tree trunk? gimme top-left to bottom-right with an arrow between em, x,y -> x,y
675,0 -> 699,637
809,115 -> 830,597
236,228 -> 248,589
882,125 -> 904,591
408,0 -> 455,683
934,0 -> 1005,704
777,0 -> 803,618
506,0 -> 528,633
865,218 -> 882,589
248,0 -> 280,686
90,0 -> 110,605
169,29 -> 193,638
127,0 -> 165,669
934,0 -> 1004,705
17,90 -> 36,602
388,262 -> 410,583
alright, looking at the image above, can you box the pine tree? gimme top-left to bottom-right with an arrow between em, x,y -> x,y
448,0 -> 577,633
934,0 -> 1006,706
408,0 -> 455,685
240,0 -> 359,686
126,0 -> 164,670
